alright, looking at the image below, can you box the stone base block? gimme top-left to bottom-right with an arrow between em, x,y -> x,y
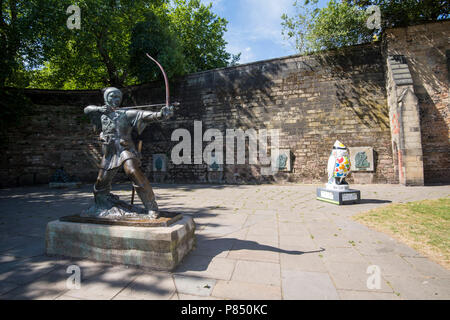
45,215 -> 195,271
316,187 -> 361,205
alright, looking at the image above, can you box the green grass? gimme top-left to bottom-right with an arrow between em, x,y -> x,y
353,198 -> 450,269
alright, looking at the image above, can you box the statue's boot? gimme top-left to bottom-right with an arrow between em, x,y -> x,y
133,184 -> 159,219
123,159 -> 159,219
92,168 -> 119,210
93,184 -> 114,209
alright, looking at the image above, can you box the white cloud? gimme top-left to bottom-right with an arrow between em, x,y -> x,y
226,44 -> 255,64
201,0 -> 225,11
240,0 -> 295,44
203,0 -> 298,63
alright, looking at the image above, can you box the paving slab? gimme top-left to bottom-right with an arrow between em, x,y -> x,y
325,261 -> 393,292
63,265 -> 141,300
338,290 -> 401,300
384,275 -> 450,300
173,275 -> 216,297
0,183 -> 449,300
113,272 -> 176,300
174,255 -> 236,280
212,280 -> 282,300
281,270 -> 339,300
231,260 -> 281,286
402,257 -> 450,278
280,248 -> 328,273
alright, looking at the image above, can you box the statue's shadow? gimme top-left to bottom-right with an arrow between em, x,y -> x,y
175,234 -> 325,273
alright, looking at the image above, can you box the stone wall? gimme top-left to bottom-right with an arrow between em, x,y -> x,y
2,43 -> 393,187
385,20 -> 450,183
2,21 -> 448,187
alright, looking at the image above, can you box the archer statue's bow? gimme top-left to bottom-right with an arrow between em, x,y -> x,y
146,53 -> 170,108
119,53 -> 179,110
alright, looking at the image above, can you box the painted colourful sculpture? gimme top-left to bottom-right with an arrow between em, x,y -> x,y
317,140 -> 360,205
327,140 -> 351,186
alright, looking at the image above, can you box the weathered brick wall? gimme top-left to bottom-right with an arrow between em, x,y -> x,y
136,43 -> 393,184
1,42 -> 394,187
1,103 -> 101,187
386,20 -> 450,183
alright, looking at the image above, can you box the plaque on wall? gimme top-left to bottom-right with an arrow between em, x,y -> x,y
349,147 -> 374,172
152,154 -> 167,172
275,149 -> 292,172
206,155 -> 223,172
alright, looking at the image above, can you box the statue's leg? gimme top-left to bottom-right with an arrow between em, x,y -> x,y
93,167 -> 119,207
123,159 -> 159,218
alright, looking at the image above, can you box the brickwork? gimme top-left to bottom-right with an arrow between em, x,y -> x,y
385,20 -> 450,183
1,21 -> 448,187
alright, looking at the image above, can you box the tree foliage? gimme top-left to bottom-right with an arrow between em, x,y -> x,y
347,0 -> 449,28
282,0 -> 449,54
168,0 -> 239,73
2,0 -> 238,89
282,0 -> 372,53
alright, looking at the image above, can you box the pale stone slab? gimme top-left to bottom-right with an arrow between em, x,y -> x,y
278,221 -> 310,236
231,260 -> 281,286
4,241 -> 45,258
280,249 -> 327,273
338,290 -> 401,300
177,293 -> 221,300
322,247 -> 369,264
173,275 -> 216,296
227,245 -> 280,263
63,265 -> 141,300
190,237 -> 236,258
279,235 -> 315,248
55,294 -> 85,300
46,216 -> 195,271
325,261 -> 393,292
113,272 -> 176,300
363,254 -> 425,278
174,255 -> 236,281
384,275 -> 450,300
245,234 -> 278,245
402,257 -> 450,278
0,281 -> 19,296
2,288 -> 64,300
212,280 -> 281,300
281,270 -> 339,300
0,255 -> 19,264
0,258 -> 59,285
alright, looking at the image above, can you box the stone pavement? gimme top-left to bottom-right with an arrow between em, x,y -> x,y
0,183 -> 449,300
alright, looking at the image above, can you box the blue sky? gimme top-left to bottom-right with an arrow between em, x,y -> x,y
202,0 -> 328,64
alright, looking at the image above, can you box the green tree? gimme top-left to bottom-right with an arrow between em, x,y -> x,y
168,0 -> 239,73
0,0 -> 54,87
282,0 -> 373,54
128,10 -> 185,84
282,0 -> 449,54
4,0 -> 238,89
29,0 -> 170,89
347,0 -> 449,28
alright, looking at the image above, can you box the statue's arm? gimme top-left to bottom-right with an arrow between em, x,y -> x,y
126,106 -> 173,123
142,110 -> 163,122
84,105 -> 106,114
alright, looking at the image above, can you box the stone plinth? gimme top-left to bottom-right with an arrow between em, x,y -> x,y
316,187 -> 361,205
45,214 -> 195,271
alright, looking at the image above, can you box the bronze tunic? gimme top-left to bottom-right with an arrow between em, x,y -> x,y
98,110 -> 147,170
